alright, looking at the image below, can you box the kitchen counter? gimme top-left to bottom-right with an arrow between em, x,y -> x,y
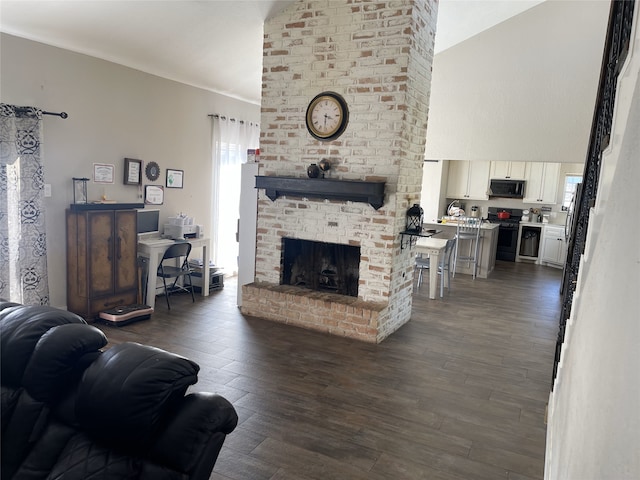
423,222 -> 499,278
519,220 -> 566,227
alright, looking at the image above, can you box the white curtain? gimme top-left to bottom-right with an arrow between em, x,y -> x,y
0,104 -> 50,304
211,116 -> 260,275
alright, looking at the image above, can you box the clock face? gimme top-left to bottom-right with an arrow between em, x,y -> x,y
306,92 -> 348,141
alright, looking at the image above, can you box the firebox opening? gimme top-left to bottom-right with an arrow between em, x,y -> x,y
281,238 -> 360,297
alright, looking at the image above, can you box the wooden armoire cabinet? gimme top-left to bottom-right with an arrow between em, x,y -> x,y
66,206 -> 140,319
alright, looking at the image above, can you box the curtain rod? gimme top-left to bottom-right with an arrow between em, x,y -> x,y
42,110 -> 68,119
208,114 -> 258,126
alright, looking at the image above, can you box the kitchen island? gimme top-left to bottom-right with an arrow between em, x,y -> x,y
422,221 -> 499,278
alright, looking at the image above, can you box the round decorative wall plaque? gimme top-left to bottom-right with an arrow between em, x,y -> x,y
145,161 -> 160,181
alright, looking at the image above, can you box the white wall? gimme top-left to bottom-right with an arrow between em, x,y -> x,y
1,33 -> 260,308
545,10 -> 640,479
420,160 -> 447,223
425,0 -> 609,163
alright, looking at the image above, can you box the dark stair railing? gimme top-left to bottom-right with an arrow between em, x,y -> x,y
552,0 -> 636,390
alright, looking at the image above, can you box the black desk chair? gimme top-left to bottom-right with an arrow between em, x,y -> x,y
157,242 -> 195,309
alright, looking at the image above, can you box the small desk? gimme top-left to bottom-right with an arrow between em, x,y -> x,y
138,237 -> 211,309
415,237 -> 449,300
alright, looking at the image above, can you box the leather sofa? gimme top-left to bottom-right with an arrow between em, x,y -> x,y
0,301 -> 238,480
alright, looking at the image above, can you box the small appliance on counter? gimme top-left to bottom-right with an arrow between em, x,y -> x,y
447,200 -> 465,217
470,205 -> 480,218
526,209 -> 543,223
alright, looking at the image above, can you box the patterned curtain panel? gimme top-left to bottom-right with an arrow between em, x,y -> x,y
0,104 -> 50,304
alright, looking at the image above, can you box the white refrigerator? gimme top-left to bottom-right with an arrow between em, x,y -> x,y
236,162 -> 259,306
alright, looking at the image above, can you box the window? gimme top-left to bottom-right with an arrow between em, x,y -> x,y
210,117 -> 260,275
561,174 -> 583,211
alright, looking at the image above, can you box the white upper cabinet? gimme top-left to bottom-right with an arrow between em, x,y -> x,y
523,162 -> 560,204
446,161 -> 490,200
447,161 -> 469,199
490,161 -> 526,180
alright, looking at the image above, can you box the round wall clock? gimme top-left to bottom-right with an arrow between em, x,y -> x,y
145,161 -> 160,181
305,91 -> 349,141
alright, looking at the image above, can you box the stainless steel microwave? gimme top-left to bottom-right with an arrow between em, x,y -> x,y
489,179 -> 525,198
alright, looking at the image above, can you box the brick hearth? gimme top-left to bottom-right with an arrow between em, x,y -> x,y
242,283 -> 387,342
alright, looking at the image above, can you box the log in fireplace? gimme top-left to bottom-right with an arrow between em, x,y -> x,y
281,238 -> 360,297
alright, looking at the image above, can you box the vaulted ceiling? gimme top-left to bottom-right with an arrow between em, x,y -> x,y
0,0 -> 542,105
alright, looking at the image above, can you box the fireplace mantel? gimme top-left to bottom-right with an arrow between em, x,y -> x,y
255,176 -> 385,210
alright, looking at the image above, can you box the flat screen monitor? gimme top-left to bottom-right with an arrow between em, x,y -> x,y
136,208 -> 160,235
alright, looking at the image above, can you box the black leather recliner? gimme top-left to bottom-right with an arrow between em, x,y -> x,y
0,302 -> 238,480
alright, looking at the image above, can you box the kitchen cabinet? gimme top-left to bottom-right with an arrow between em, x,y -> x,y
490,161 -> 526,180
66,207 -> 138,319
540,224 -> 567,268
446,160 -> 490,200
523,162 -> 560,204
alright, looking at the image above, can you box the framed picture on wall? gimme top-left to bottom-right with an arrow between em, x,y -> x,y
93,163 -> 114,184
124,158 -> 142,185
166,169 -> 184,188
144,185 -> 164,205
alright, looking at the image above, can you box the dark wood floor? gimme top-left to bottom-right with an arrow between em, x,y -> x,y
96,260 -> 561,480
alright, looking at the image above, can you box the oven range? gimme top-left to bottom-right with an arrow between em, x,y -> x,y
487,207 -> 523,262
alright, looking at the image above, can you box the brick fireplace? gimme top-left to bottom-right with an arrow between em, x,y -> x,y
240,0 -> 438,343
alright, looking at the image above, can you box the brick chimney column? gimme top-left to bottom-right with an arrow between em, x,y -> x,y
242,0 -> 438,342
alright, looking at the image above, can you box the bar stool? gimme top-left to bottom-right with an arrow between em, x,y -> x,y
453,217 -> 482,279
